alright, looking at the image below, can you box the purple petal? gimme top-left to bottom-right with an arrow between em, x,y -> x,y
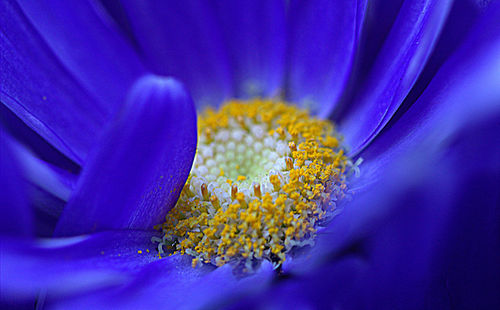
1,1 -> 108,163
49,257 -> 275,310
9,140 -> 76,235
286,0 -> 366,117
0,103 -> 81,173
0,128 -> 32,237
30,190 -> 65,237
119,0 -> 233,107
358,1 -> 500,188
8,141 -> 75,236
55,75 -> 197,236
396,0 -> 492,113
11,140 -> 76,203
16,0 -> 146,112
341,0 -> 452,155
211,0 -> 286,99
0,231 -> 158,301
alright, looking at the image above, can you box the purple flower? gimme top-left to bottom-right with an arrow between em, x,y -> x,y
1,0 -> 500,309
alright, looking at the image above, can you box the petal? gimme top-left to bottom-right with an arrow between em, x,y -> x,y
396,0 -> 491,112
119,0 -> 233,108
0,127 -> 32,237
0,103 -> 81,173
423,116 -> 500,308
31,191 -> 65,237
9,141 -> 75,236
0,231 -> 158,301
55,75 -> 197,236
331,0 -> 404,120
286,0 -> 366,117
341,0 -> 452,155
1,0 -> 107,163
211,0 -> 286,99
49,258 -> 275,310
358,1 -> 500,188
10,140 -> 76,203
9,139 -> 76,236
16,0 -> 146,112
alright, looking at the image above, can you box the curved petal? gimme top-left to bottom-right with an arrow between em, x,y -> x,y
0,231 -> 158,301
8,140 -> 76,236
50,258 -> 275,310
358,1 -> 500,188
10,140 -> 76,203
0,103 -> 81,174
286,0 -> 366,117
0,127 -> 32,237
331,0 -> 404,121
31,190 -> 65,237
119,0 -> 233,108
16,0 -> 146,112
1,0 -> 107,164
395,0 -> 492,114
211,0 -> 286,99
55,75 -> 197,237
341,0 -> 452,155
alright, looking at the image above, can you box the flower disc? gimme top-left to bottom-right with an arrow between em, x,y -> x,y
155,99 -> 355,271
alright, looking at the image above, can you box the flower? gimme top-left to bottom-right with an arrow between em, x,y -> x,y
1,0 -> 500,309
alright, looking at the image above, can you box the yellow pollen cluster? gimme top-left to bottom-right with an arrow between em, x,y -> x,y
155,99 -> 352,271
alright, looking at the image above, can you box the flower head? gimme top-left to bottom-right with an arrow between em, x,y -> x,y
1,1 -> 500,309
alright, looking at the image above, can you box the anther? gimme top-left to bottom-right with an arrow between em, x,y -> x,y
253,183 -> 262,198
201,183 -> 210,200
231,184 -> 238,200
210,195 -> 220,208
285,157 -> 294,170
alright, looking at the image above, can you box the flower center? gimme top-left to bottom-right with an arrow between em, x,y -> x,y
154,99 -> 356,272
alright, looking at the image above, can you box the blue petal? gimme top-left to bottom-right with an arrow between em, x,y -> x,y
396,0 -> 492,113
358,1 -> 500,187
0,231 -> 158,301
341,0 -> 452,155
10,140 -> 76,203
1,1 -> 108,164
16,0 -> 146,112
55,75 -> 197,236
49,258 -> 275,310
286,0 -> 366,117
119,0 -> 233,108
0,127 -> 32,237
0,103 -> 81,173
9,140 -> 76,235
211,0 -> 286,99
